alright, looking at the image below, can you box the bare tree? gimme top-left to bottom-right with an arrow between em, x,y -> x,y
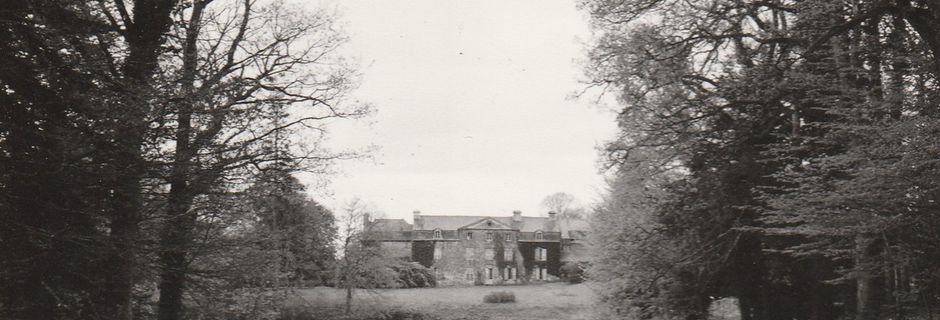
541,192 -> 585,219
334,198 -> 397,315
151,0 -> 368,318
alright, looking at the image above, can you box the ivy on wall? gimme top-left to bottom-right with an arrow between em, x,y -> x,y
518,241 -> 561,277
493,233 -> 506,267
412,240 -> 434,267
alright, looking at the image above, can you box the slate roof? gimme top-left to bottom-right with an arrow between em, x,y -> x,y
418,215 -> 484,231
507,216 -> 556,232
369,213 -> 589,238
369,218 -> 412,232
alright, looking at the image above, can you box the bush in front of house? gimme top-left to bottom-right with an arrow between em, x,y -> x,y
390,261 -> 437,288
372,260 -> 437,289
337,259 -> 436,289
483,291 -> 516,303
560,261 -> 587,284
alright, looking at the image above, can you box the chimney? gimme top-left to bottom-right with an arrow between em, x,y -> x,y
413,210 -> 423,230
512,210 -> 522,222
548,211 -> 557,221
362,212 -> 371,230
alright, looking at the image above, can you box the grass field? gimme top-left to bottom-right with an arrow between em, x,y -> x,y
292,282 -> 596,320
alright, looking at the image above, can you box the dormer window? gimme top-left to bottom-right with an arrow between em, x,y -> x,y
505,233 -> 513,242
466,232 -> 473,240
485,232 -> 493,241
535,230 -> 543,240
433,229 -> 442,239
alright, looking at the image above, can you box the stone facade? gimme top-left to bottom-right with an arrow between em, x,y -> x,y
366,210 -> 588,286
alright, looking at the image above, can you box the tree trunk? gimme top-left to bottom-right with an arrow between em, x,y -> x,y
899,1 -> 940,74
156,3 -> 205,318
345,285 -> 353,315
156,186 -> 196,320
102,1 -> 179,319
885,15 -> 908,121
155,109 -> 197,319
104,188 -> 142,320
855,235 -> 884,320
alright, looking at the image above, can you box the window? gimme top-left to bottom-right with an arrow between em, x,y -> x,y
535,230 -> 543,240
502,267 -> 508,279
533,267 -> 542,280
503,248 -> 513,261
511,267 -> 517,280
465,268 -> 475,281
484,248 -> 494,260
535,247 -> 547,261
485,232 -> 493,241
465,247 -> 474,260
466,232 -> 473,240
504,267 -> 515,280
434,246 -> 442,260
505,233 -> 512,242
433,229 -> 442,239
487,267 -> 494,280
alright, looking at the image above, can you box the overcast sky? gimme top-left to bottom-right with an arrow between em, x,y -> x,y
303,0 -> 618,221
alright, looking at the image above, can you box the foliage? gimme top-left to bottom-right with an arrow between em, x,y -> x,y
147,170 -> 338,319
589,153 -> 688,319
482,291 -> 517,303
246,170 -> 338,284
581,0 -> 940,319
0,0 -> 364,318
335,198 -> 401,314
559,261 -> 587,284
187,287 -> 286,320
411,241 -> 435,268
386,261 -> 437,289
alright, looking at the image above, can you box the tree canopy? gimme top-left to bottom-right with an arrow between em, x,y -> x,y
0,0 -> 363,318
583,0 -> 940,319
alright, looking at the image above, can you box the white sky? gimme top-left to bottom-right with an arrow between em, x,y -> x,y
302,0 -> 618,221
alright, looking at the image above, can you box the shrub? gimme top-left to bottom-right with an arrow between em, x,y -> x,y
482,291 -> 516,303
371,310 -> 440,320
389,261 -> 437,288
370,260 -> 437,289
343,259 -> 435,289
560,261 -> 587,284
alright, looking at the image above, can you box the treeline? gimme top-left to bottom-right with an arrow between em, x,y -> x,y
583,1 -> 940,320
0,0 -> 365,319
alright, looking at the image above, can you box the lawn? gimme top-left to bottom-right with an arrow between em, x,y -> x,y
292,282 -> 596,320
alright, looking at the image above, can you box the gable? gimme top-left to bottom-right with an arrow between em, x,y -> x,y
459,217 -> 514,230
414,213 -> 561,232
